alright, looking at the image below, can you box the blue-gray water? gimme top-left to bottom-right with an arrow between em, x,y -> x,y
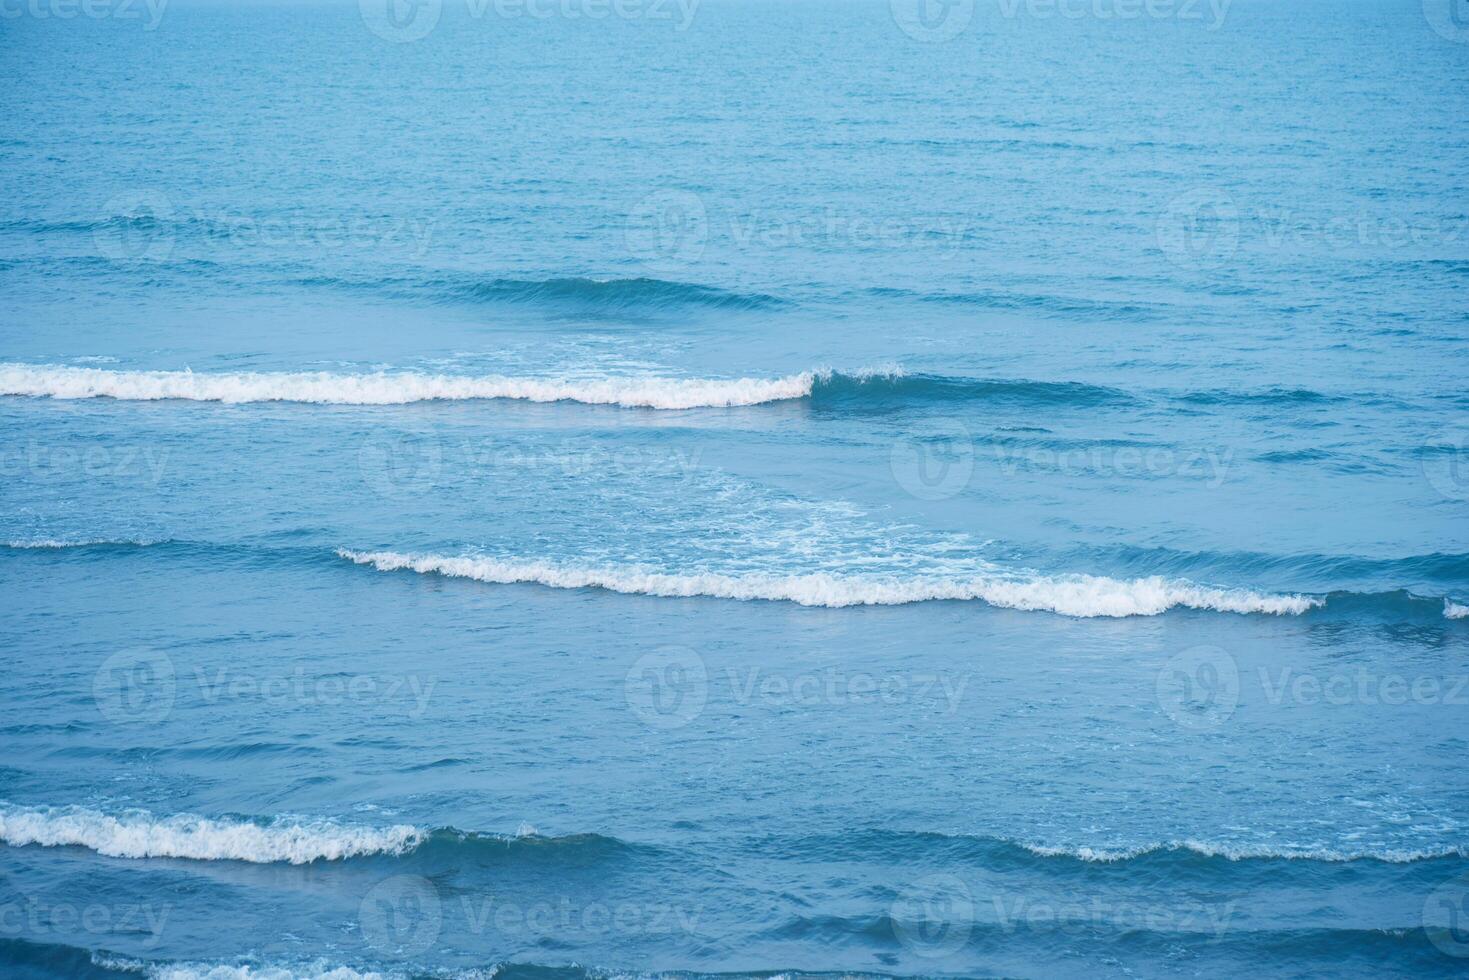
2,0 -> 1468,976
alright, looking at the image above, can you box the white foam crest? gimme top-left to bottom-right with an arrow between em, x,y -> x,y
1022,839 -> 1468,863
0,802 -> 424,864
337,550 -> 1320,618
4,537 -> 161,549
1446,600 -> 1468,620
0,363 -> 815,409
840,362 -> 906,381
96,956 -> 400,980
96,955 -> 507,980
148,970 -> 384,980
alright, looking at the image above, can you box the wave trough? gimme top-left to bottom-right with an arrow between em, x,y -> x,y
336,549 -> 1319,617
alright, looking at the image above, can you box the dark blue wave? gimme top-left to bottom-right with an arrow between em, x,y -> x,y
1063,544 -> 1469,588
414,827 -> 652,866
3,931 -> 1450,980
0,936 -> 960,980
445,276 -> 787,312
0,937 -> 127,979
286,273 -> 787,313
750,828 -> 1467,870
863,285 -> 1169,321
1177,386 -> 1368,407
810,371 -> 1135,409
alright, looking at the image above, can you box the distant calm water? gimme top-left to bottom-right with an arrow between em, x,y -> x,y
2,0 -> 1468,976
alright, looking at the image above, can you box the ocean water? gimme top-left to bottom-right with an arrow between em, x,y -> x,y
2,0 -> 1468,976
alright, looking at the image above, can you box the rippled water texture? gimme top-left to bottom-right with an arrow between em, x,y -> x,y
2,0 -> 1468,976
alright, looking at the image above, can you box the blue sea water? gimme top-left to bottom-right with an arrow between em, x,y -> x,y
2,0 -> 1468,976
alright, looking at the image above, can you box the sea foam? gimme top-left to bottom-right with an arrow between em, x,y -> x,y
0,802 -> 424,864
336,549 -> 1320,618
0,363 -> 817,409
1447,600 -> 1468,620
3,537 -> 162,550
1021,839 -> 1468,863
96,957 -> 399,980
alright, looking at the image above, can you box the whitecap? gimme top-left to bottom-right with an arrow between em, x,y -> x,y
1021,839 -> 1467,863
336,549 -> 1320,618
95,956 -> 400,980
0,362 -> 817,410
4,537 -> 161,550
0,802 -> 424,864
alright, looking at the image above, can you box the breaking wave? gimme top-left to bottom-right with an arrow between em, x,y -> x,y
291,273 -> 788,313
1018,840 -> 1469,864
780,827 -> 1469,867
0,363 -> 815,410
6,363 -> 1111,411
3,537 -> 164,551
0,802 -> 423,864
11,363 -> 1380,414
94,954 -> 396,980
0,802 -> 644,867
444,275 -> 787,311
335,549 -> 1320,617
